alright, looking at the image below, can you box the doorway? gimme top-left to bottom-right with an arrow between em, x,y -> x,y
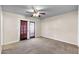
29,21 -> 35,38
20,20 -> 27,40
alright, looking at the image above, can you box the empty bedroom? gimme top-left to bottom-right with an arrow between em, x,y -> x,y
0,5 -> 78,54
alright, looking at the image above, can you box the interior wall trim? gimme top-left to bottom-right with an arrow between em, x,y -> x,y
40,36 -> 78,47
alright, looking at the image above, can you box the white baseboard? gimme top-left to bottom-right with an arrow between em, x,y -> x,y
2,40 -> 19,45
41,36 -> 78,47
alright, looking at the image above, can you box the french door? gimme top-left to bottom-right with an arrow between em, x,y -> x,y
20,20 -> 27,40
29,22 -> 35,38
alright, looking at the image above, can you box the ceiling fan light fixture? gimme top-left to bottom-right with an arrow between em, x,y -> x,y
33,12 -> 39,17
33,13 -> 36,16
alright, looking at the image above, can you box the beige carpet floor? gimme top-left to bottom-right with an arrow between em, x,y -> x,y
2,37 -> 78,54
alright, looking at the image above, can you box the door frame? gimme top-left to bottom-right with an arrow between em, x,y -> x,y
29,21 -> 35,38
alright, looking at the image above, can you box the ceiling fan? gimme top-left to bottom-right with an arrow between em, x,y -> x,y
26,6 -> 46,17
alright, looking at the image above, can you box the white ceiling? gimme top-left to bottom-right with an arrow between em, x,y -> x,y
2,5 -> 78,19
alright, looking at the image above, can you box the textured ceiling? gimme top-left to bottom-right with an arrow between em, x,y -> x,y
2,5 -> 78,19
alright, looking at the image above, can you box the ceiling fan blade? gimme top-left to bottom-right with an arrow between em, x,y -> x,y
32,6 -> 37,13
38,9 -> 47,11
40,13 -> 46,15
25,11 -> 34,15
25,11 -> 33,13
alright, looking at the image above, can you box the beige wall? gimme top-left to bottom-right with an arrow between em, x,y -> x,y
0,5 -> 2,53
77,5 -> 79,46
0,6 -> 1,43
0,6 -> 1,53
0,6 -> 1,46
3,11 -> 41,45
41,11 -> 78,45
